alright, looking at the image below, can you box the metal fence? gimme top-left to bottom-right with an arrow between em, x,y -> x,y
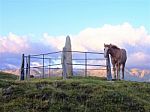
65,51 -> 106,76
20,50 -> 111,80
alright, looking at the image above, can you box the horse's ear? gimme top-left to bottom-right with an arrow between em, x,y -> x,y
109,43 -> 112,48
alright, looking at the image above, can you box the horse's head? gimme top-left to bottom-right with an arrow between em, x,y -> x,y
104,43 -> 120,58
104,43 -> 111,58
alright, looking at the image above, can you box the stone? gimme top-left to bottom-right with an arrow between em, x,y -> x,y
2,86 -> 13,100
62,47 -> 67,79
64,36 -> 73,77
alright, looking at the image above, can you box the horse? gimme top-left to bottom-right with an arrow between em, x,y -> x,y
104,44 -> 127,80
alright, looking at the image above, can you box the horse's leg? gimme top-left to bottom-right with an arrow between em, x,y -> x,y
118,64 -> 120,80
122,63 -> 125,80
116,63 -> 120,80
113,64 -> 116,79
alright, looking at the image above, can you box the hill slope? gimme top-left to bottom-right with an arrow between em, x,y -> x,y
0,75 -> 150,112
0,71 -> 18,80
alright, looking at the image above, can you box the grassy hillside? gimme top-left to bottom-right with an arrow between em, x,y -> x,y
0,74 -> 150,112
0,72 -> 18,80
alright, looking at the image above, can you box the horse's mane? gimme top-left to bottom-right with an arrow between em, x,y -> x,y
111,44 -> 120,49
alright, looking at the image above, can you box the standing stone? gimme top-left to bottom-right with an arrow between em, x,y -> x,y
64,36 -> 73,77
62,47 -> 67,79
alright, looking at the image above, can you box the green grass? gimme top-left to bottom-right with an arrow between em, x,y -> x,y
0,73 -> 150,112
0,72 -> 18,80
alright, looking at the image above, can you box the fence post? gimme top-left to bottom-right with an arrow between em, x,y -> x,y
20,54 -> 25,80
26,56 -> 28,79
27,55 -> 30,80
62,47 -> 67,79
85,52 -> 87,77
48,58 -> 51,77
106,54 -> 112,80
42,54 -> 45,78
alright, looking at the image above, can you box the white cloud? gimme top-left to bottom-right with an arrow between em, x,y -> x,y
43,33 -> 66,50
43,22 -> 150,51
72,22 -> 150,50
31,62 -> 42,67
0,32 -> 29,53
43,22 -> 150,69
1,22 -> 150,69
5,63 -> 18,69
127,52 -> 150,68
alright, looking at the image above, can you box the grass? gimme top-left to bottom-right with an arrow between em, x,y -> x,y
0,72 -> 150,112
0,72 -> 18,80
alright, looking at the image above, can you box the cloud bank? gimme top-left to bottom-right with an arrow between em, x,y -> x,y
43,22 -> 150,69
0,32 -> 29,53
0,22 -> 150,69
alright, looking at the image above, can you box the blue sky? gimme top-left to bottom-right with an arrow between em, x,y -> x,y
0,0 -> 150,37
0,0 -> 150,71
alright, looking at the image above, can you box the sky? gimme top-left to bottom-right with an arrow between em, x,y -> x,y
0,0 -> 150,70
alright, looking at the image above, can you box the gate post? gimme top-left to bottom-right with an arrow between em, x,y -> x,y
42,54 -> 45,78
106,54 -> 112,80
26,56 -> 28,79
20,54 -> 25,80
48,58 -> 51,77
85,52 -> 87,77
27,55 -> 30,80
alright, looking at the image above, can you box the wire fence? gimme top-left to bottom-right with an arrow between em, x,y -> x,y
21,50 -> 108,79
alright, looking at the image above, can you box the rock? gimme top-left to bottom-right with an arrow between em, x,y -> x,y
2,86 -> 14,100
36,83 -> 45,90
2,86 -> 13,96
64,36 -> 73,77
42,93 -> 49,100
30,75 -> 34,78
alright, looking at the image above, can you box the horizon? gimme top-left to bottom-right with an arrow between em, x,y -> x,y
0,0 -> 150,71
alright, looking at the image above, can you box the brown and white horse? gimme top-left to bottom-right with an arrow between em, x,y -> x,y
104,44 -> 127,80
